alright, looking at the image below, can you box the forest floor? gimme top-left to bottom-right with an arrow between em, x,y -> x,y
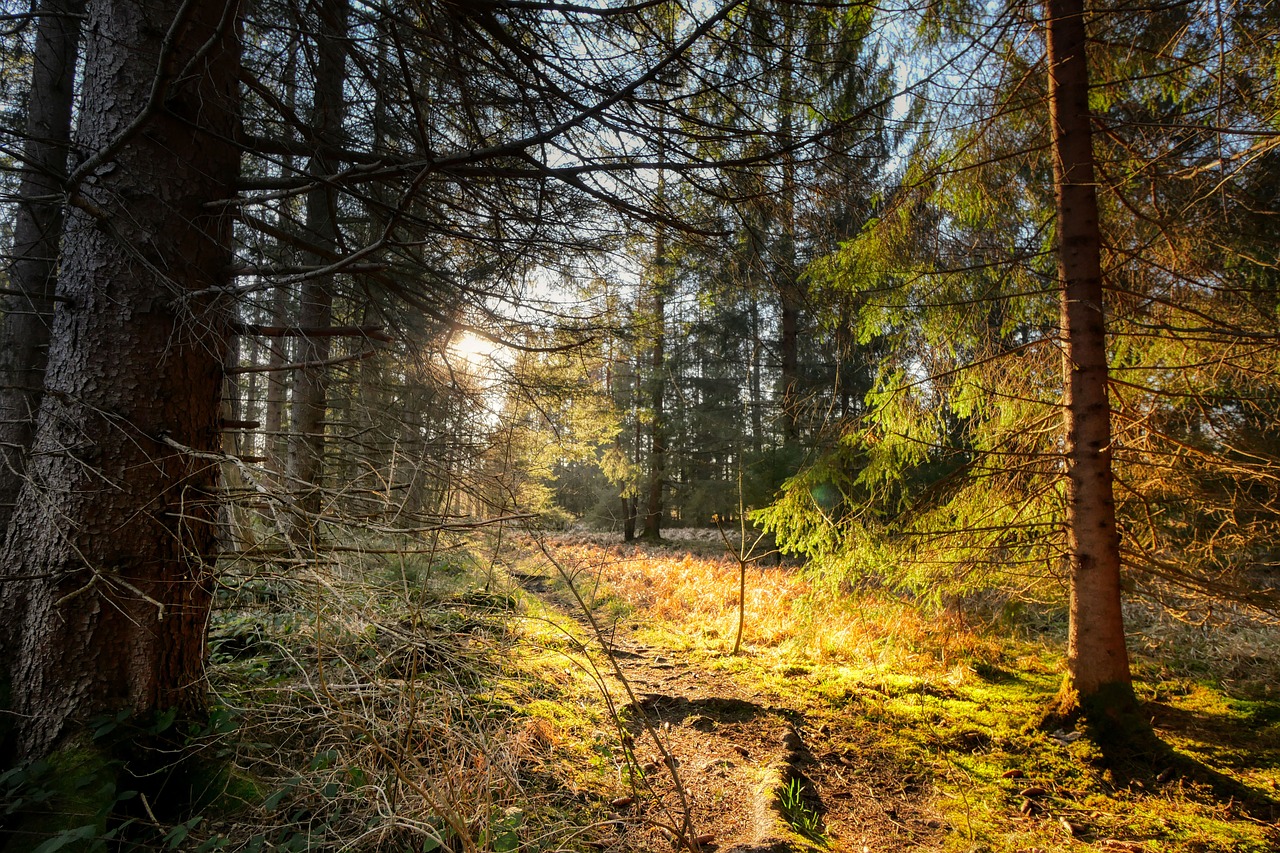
508,549 -> 944,852
177,527 -> 1280,853
500,531 -> 1280,853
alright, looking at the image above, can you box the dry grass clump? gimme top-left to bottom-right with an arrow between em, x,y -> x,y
547,538 -> 1002,675
199,537 -> 615,851
548,541 -> 803,647
1125,596 -> 1280,696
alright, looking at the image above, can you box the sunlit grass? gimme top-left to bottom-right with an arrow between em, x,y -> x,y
189,539 -> 637,852
540,535 -> 1280,853
550,539 -> 1004,678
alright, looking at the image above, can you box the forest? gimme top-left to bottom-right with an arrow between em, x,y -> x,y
0,0 -> 1277,850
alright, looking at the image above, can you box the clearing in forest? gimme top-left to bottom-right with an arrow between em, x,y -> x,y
117,528 -> 1279,852
506,532 -> 1280,853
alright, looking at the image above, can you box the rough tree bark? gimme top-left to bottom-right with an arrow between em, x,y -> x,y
0,0 -> 84,534
0,0 -> 241,760
1045,0 -> 1137,722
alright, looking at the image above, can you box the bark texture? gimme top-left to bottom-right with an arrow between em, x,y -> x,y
0,0 -> 84,533
1045,0 -> 1136,710
0,0 -> 241,760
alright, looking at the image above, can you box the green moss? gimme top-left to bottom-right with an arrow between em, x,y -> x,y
646,598 -> 1280,853
0,736 -> 117,853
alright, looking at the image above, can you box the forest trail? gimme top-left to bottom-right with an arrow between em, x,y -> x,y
509,546 -> 948,853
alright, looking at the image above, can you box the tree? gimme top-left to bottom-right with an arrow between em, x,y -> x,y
0,0 -> 83,531
641,225 -> 670,540
1044,0 -> 1136,720
0,0 -> 241,760
285,0 -> 350,540
0,0 -> 913,777
761,0 -> 1142,719
762,0 -> 1280,737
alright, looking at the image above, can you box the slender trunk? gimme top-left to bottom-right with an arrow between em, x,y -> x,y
622,496 -> 635,541
1045,0 -> 1136,717
777,16 -> 801,446
242,332 -> 261,457
263,43 -> 298,490
625,353 -> 642,542
778,285 -> 800,443
610,354 -> 636,542
748,290 -> 763,454
394,389 -> 427,521
643,235 -> 666,541
223,334 -> 243,457
836,303 -> 853,418
287,0 -> 349,535
263,283 -> 290,486
351,35 -> 391,518
732,557 -> 746,655
0,0 -> 84,534
354,313 -> 384,514
219,334 -> 252,551
0,0 -> 240,760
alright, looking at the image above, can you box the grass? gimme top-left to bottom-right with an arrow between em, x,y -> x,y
560,534 -> 1004,675
550,533 -> 1280,853
27,528 -> 1271,851
184,534 -> 633,852
779,777 -> 826,844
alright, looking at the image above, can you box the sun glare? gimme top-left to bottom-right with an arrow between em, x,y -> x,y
450,331 -> 499,365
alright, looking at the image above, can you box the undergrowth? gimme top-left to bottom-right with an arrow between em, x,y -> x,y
6,528 -> 1274,852
558,533 -> 1280,853
175,532 -> 629,851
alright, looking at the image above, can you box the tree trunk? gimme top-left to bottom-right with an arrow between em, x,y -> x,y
625,353 -> 640,542
1045,0 -> 1137,721
776,14 -> 802,447
263,283 -> 290,487
622,495 -> 635,541
286,0 -> 349,536
747,287 -> 763,454
0,0 -> 84,534
0,0 -> 240,760
263,43 -> 299,491
778,283 -> 800,444
642,235 -> 666,541
219,334 -> 249,551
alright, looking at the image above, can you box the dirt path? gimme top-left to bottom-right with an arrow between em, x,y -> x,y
510,565 -> 947,853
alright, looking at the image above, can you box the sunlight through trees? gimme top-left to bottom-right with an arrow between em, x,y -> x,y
0,0 -> 1277,846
